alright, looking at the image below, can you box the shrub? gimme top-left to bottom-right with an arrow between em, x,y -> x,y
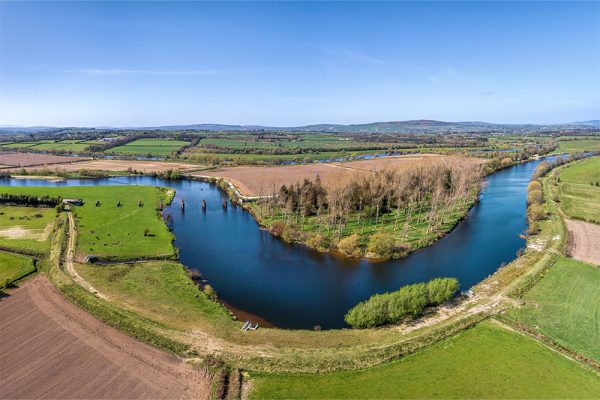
527,181 -> 542,192
270,221 -> 286,237
527,203 -> 545,222
526,221 -> 540,236
500,157 -> 513,168
527,189 -> 543,205
337,234 -> 361,257
305,233 -> 326,251
344,277 -> 459,328
203,284 -> 217,300
367,233 -> 395,258
426,277 -> 460,305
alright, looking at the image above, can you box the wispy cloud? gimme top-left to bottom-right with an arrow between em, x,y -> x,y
428,67 -> 463,83
67,68 -> 230,76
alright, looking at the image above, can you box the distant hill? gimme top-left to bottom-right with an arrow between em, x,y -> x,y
1,119 -> 598,135
574,120 -> 600,127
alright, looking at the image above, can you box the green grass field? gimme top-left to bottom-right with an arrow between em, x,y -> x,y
0,206 -> 56,254
558,157 -> 600,222
508,257 -> 600,362
250,321 -> 600,399
0,250 -> 35,284
107,138 -> 189,156
552,138 -> 600,154
74,260 -> 231,330
0,186 -> 175,260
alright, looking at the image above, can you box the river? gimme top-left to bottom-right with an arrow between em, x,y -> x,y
3,158 -> 553,329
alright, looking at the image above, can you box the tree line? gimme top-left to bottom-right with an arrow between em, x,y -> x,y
0,193 -> 62,207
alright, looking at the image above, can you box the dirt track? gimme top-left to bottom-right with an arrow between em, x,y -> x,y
0,275 -> 210,399
566,219 -> 600,266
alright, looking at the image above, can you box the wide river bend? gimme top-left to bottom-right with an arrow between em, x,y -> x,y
4,158 -> 552,329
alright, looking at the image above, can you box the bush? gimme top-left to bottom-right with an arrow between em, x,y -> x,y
203,284 -> 217,300
344,277 -> 459,328
526,221 -> 540,236
337,234 -> 361,257
270,221 -> 286,237
527,189 -> 544,205
527,181 -> 542,192
500,157 -> 513,168
367,233 -> 395,258
527,203 -> 545,223
305,233 -> 326,251
426,277 -> 460,305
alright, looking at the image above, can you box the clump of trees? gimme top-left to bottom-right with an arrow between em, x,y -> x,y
0,193 -> 61,207
480,143 -> 559,175
256,159 -> 481,258
153,169 -> 182,180
344,277 -> 460,328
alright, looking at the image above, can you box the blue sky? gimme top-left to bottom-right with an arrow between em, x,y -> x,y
0,1 -> 598,127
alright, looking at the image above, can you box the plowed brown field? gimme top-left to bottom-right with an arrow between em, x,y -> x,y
0,152 -> 87,168
566,219 -> 600,266
6,159 -> 204,174
0,275 -> 210,399
193,154 -> 482,196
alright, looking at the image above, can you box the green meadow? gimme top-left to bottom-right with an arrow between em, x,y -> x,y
74,260 -> 231,330
0,186 -> 175,260
553,138 -> 600,154
0,206 -> 55,254
0,250 -> 35,284
508,257 -> 600,362
107,138 -> 189,156
558,156 -> 600,222
250,321 -> 600,399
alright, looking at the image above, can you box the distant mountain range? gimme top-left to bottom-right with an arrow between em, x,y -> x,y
1,119 -> 599,134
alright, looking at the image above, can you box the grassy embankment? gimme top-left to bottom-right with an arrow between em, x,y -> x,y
106,138 -> 190,156
502,156 -> 600,363
556,156 -> 600,222
0,205 -> 56,254
0,186 -> 175,261
250,321 -> 600,399
0,250 -> 35,285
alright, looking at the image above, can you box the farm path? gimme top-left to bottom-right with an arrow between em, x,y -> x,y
0,275 -> 211,399
65,211 -> 108,300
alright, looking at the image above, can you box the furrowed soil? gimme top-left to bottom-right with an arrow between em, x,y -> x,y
5,159 -> 205,174
0,275 -> 210,399
0,152 -> 88,167
194,154 -> 479,196
566,219 -> 600,265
